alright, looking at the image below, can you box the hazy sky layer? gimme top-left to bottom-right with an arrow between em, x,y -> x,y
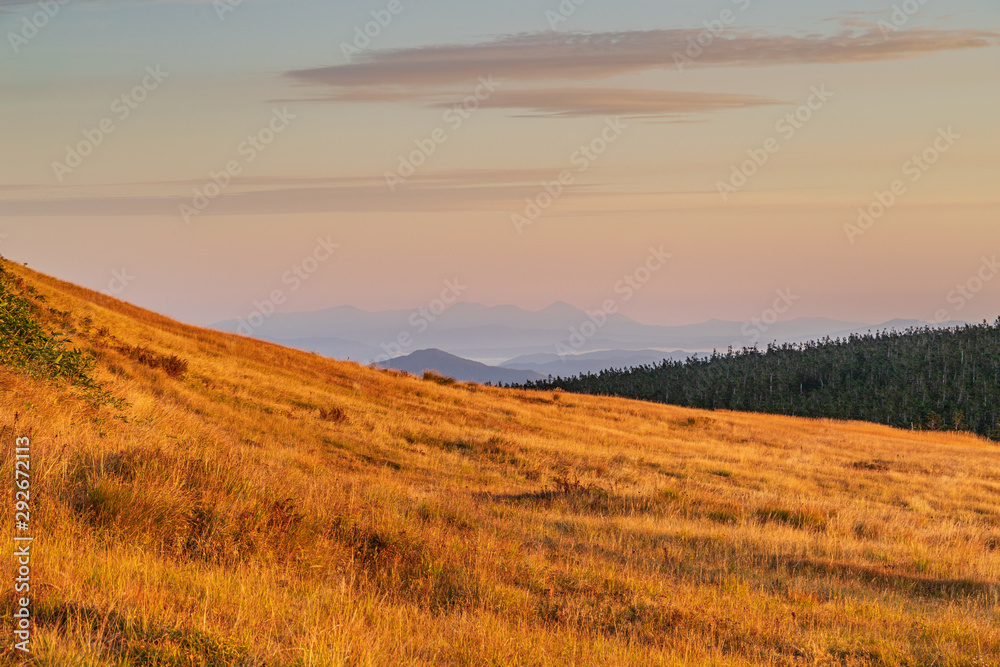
1,0 -> 998,326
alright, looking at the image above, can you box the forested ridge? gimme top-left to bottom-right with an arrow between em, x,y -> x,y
522,320 -> 1000,440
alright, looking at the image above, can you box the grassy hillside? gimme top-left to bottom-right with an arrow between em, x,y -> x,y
1,257 -> 999,666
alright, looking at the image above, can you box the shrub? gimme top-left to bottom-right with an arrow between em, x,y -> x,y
117,344 -> 188,379
423,371 -> 456,386
0,266 -> 97,387
319,406 -> 347,423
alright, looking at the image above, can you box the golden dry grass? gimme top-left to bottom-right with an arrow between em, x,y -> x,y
1,260 -> 999,666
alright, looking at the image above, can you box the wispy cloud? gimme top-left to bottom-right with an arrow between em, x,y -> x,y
0,170 -> 599,216
429,88 -> 783,120
286,27 -> 999,91
280,86 -> 783,120
281,27 -> 997,118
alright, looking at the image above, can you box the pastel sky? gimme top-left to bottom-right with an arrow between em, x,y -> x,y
1,0 -> 997,327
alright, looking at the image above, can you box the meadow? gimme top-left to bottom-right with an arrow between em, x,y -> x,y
1,259 -> 998,666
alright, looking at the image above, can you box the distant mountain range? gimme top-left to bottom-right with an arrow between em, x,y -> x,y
376,349 -> 544,385
375,348 -> 709,385
211,302 -> 966,373
500,348 -> 697,378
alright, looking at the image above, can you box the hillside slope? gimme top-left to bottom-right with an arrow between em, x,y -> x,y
1,258 -> 999,666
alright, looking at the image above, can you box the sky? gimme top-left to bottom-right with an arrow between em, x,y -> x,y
0,0 -> 998,327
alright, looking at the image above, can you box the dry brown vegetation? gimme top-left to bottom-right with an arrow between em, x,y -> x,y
1,260 -> 999,666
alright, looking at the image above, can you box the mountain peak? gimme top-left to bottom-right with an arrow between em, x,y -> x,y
378,348 -> 543,384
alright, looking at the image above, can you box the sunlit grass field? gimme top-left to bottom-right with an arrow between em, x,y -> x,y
1,259 -> 998,666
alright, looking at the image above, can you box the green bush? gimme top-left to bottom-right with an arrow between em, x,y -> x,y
0,264 -> 97,387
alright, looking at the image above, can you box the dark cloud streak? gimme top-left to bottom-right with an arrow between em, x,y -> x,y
287,27 -> 999,89
282,27 -> 997,118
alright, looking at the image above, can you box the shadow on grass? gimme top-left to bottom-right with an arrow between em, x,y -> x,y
486,488 -> 670,517
779,557 -> 999,602
34,600 -> 266,666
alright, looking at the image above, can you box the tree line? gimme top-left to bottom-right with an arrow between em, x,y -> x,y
521,320 -> 1000,440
